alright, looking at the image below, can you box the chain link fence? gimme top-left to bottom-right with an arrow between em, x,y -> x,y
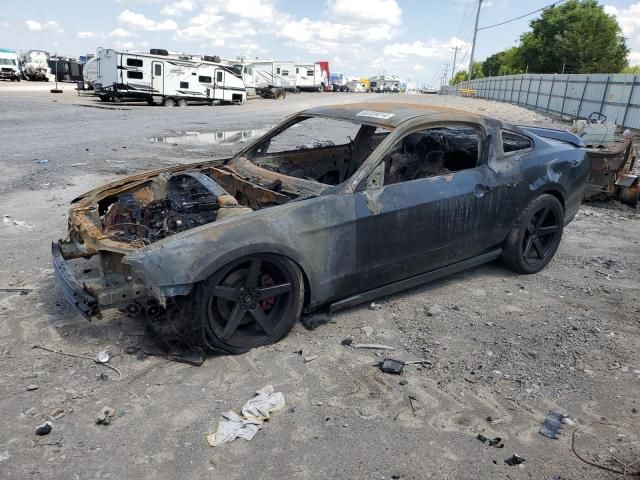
441,73 -> 640,130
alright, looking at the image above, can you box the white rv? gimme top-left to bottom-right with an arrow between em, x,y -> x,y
369,75 -> 401,93
94,49 -> 247,106
250,59 -> 297,92
294,63 -> 326,92
83,56 -> 98,89
346,79 -> 367,92
18,50 -> 51,81
0,49 -> 21,81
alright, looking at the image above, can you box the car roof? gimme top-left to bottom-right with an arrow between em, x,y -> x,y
300,102 -> 483,129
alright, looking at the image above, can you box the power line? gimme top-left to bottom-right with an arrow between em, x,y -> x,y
477,0 -> 566,31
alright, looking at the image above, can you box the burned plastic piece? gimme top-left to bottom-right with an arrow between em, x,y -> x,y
477,434 -> 504,448
505,454 -> 525,466
477,434 -> 488,443
539,411 -> 565,439
378,358 -> 405,374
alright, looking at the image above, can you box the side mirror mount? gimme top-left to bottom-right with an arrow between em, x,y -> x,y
365,162 -> 385,190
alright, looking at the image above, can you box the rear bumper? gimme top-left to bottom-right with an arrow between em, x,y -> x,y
51,242 -> 100,320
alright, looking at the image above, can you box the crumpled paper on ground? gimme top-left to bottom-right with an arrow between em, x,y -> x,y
206,385 -> 285,447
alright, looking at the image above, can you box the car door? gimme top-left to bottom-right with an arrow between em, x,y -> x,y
355,123 -> 502,292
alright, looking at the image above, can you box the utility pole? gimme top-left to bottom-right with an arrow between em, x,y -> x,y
466,0 -> 482,89
443,63 -> 449,86
451,46 -> 459,83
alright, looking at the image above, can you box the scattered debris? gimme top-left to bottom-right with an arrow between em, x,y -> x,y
505,454 -> 525,466
352,344 -> 395,351
341,338 -> 353,346
477,435 -> 504,448
486,416 -> 506,425
361,326 -> 374,337
33,344 -> 122,380
369,302 -> 382,310
71,162 -> 88,167
539,411 -> 565,439
303,355 -> 319,364
301,311 -> 332,330
206,385 -> 285,447
378,358 -> 405,374
0,288 -> 33,294
35,159 -> 49,164
96,406 -> 115,425
477,434 -> 488,443
399,380 -> 408,386
97,372 -> 109,381
35,421 -> 53,436
95,351 -> 110,364
26,384 -> 38,391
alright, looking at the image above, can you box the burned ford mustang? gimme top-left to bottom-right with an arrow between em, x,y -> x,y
53,103 -> 588,353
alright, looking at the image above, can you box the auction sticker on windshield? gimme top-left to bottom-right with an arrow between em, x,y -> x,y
356,110 -> 395,119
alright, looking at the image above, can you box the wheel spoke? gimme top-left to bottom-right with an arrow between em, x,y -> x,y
523,235 -> 534,257
221,304 -> 244,340
533,239 -> 545,259
537,225 -> 559,237
246,259 -> 262,288
249,306 -> 275,337
258,282 -> 292,299
212,286 -> 241,302
535,208 -> 549,226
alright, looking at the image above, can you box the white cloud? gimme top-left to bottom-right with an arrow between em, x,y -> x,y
605,3 -> 640,39
109,27 -> 136,38
26,20 -> 42,31
279,18 -> 396,44
118,9 -> 177,31
25,19 -> 65,33
327,0 -> 401,26
178,18 -> 255,42
115,41 -> 135,50
77,31 -> 96,39
161,0 -> 195,16
413,64 -> 425,71
383,37 -> 470,60
630,51 -> 640,66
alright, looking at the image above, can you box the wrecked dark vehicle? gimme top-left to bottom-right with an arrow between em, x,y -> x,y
53,103 -> 588,353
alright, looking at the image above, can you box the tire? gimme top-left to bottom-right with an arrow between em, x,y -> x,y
177,98 -> 188,107
502,194 -> 564,274
196,254 -> 304,354
163,97 -> 176,107
99,94 -> 110,102
146,97 -> 155,106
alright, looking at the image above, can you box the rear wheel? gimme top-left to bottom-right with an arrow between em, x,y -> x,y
177,98 -> 188,107
196,255 -> 304,354
502,194 -> 564,274
163,97 -> 176,107
99,94 -> 110,102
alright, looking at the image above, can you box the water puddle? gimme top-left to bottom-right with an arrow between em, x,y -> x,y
150,128 -> 270,146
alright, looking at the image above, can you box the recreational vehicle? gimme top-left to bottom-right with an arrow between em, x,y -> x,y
83,56 -> 98,89
294,62 -> 327,91
0,49 -> 21,81
346,79 -> 367,92
369,75 -> 401,93
18,50 -> 51,81
249,59 -> 297,93
49,56 -> 84,83
94,48 -> 247,106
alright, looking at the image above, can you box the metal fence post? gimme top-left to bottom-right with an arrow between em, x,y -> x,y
535,75 -> 542,108
560,75 -> 570,117
599,75 -> 610,114
525,76 -> 533,107
546,75 -> 556,112
576,76 -> 589,119
621,75 -> 637,129
517,75 -> 524,104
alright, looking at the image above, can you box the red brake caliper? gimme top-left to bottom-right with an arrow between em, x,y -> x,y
259,273 -> 276,311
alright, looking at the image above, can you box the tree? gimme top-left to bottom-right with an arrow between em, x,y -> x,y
450,62 -> 485,85
621,65 -> 640,74
518,0 -> 628,73
482,47 -> 524,77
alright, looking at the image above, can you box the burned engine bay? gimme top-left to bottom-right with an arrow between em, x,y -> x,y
99,166 -> 306,247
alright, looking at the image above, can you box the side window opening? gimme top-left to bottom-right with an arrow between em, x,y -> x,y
382,125 -> 482,185
126,58 -> 143,67
127,71 -> 143,79
180,81 -> 189,88
199,75 -> 212,83
216,71 -> 223,82
502,130 -> 532,153
154,64 -> 161,76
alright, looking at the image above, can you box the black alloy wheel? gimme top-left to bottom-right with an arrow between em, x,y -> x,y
502,194 -> 564,274
198,255 -> 304,354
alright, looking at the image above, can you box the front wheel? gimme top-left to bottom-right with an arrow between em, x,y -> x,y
163,97 -> 176,107
196,255 -> 304,354
502,194 -> 564,274
177,98 -> 188,107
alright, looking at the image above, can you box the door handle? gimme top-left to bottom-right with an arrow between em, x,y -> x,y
474,184 -> 491,198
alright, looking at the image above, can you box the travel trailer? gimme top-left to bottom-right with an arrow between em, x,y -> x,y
83,56 -> 98,89
294,62 -> 328,91
369,75 -> 401,93
18,50 -> 51,81
249,59 -> 297,92
0,49 -> 21,81
346,79 -> 367,92
94,48 -> 247,106
49,56 -> 84,83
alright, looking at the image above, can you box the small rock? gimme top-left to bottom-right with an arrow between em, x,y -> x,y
361,326 -> 373,337
399,380 -> 408,386
35,421 -> 53,436
26,384 -> 38,391
369,302 -> 381,310
341,338 -> 353,346
96,406 -> 115,425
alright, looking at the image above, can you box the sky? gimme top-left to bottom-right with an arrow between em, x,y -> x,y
1,0 -> 639,88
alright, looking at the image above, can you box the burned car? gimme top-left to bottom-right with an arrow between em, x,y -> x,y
53,103 -> 588,353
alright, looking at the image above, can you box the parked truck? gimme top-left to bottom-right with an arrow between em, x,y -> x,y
0,49 -> 21,81
18,50 -> 51,81
294,62 -> 328,92
93,48 -> 246,106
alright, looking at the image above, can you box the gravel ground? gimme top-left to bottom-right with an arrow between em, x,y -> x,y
1,82 -> 639,480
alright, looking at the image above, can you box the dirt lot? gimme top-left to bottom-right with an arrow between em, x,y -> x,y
1,82 -> 639,479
